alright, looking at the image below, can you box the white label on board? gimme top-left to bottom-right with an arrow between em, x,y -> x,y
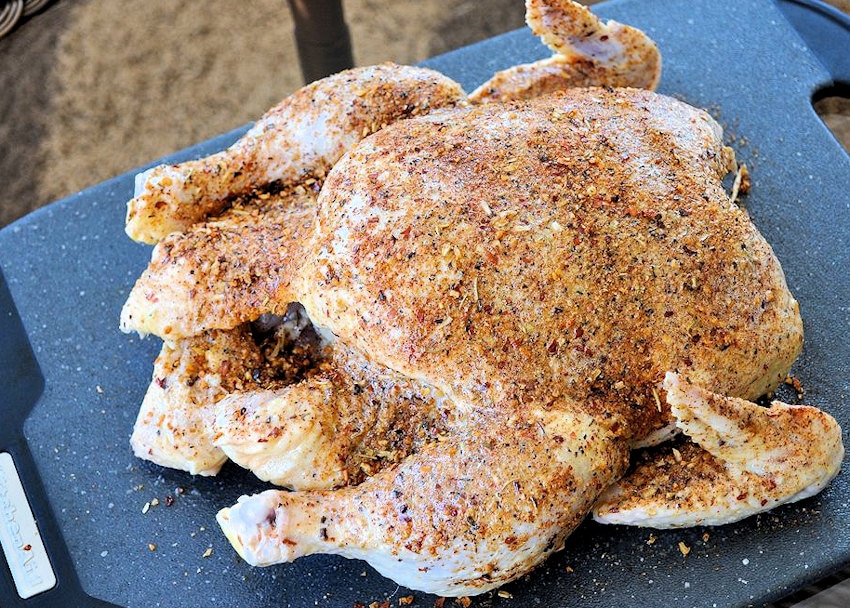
0,451 -> 57,598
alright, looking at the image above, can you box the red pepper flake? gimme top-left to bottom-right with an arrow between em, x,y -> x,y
574,343 -> 593,356
218,359 -> 232,376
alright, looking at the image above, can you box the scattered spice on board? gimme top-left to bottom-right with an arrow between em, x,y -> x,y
785,375 -> 804,400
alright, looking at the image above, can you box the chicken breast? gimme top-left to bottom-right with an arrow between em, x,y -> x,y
299,87 -> 801,426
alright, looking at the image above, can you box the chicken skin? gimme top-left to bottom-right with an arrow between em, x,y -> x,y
125,63 -> 466,244
470,0 -> 661,102
130,325 -> 263,475
593,372 -> 843,528
119,0 -> 842,598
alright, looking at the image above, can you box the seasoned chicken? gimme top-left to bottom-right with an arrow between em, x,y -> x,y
214,341 -> 452,490
125,63 -> 465,244
593,372 -> 843,527
131,326 -> 263,475
470,0 -> 661,102
120,0 -> 842,598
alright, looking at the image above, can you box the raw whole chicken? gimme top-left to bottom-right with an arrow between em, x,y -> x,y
119,0 -> 843,598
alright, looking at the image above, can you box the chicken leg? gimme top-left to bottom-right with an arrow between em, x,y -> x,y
217,404 -> 629,596
214,343 -> 452,490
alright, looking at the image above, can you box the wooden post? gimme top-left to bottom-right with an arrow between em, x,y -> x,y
286,0 -> 354,84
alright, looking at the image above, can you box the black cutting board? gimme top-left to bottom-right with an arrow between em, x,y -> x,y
1,0 -> 848,606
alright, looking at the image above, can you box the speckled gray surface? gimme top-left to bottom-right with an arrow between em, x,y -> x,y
0,0 -> 848,606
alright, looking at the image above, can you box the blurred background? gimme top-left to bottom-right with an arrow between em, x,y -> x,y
0,0 -> 847,229
0,0 -> 848,230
